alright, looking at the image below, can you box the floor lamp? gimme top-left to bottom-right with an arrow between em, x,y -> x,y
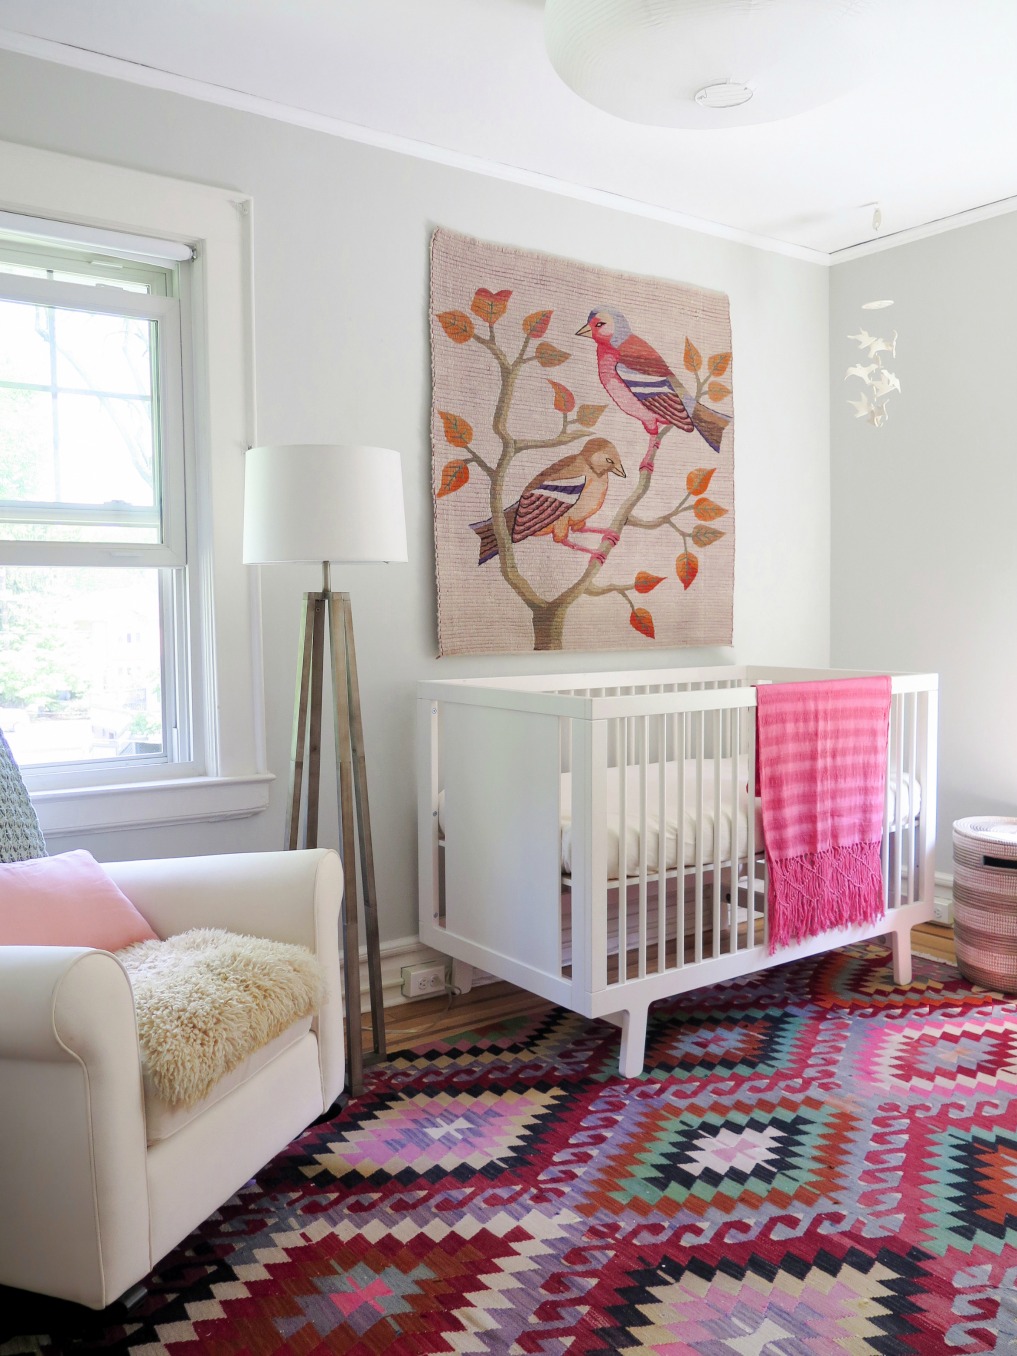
243,444 -> 408,1095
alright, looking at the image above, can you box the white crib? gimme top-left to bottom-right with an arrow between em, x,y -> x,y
418,665 -> 938,1076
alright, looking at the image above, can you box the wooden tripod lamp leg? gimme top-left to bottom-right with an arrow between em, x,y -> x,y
329,593 -> 365,1096
285,585 -> 385,1097
286,593 -> 318,852
339,593 -> 387,1062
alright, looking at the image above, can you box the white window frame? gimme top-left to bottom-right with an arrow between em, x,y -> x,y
0,138 -> 270,836
0,259 -> 193,786
0,269 -> 187,568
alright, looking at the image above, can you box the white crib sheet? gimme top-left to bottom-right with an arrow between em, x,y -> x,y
561,757 -> 759,880
438,759 -> 921,883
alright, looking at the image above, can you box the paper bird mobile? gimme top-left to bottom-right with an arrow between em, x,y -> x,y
845,301 -> 899,426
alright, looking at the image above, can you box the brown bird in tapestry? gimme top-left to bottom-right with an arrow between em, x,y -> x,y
470,436 -> 626,566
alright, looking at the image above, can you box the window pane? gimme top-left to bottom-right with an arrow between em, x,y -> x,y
0,565 -> 166,767
0,387 -> 51,499
0,296 -> 54,385
0,262 -> 150,294
0,297 -> 160,545
54,308 -> 154,398
56,392 -> 155,506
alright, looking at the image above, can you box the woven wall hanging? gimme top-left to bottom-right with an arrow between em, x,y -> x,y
429,228 -> 735,656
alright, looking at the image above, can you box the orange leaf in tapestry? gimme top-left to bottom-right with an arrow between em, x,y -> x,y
576,403 -> 608,428
676,552 -> 699,590
548,380 -> 575,414
634,571 -> 664,594
691,524 -> 725,547
471,288 -> 512,324
436,460 -> 470,498
523,310 -> 552,339
630,607 -> 655,638
707,382 -> 732,402
686,467 -> 716,496
535,342 -> 570,368
693,498 -> 727,522
708,352 -> 732,377
684,338 -> 703,374
437,310 -> 475,344
439,410 -> 474,449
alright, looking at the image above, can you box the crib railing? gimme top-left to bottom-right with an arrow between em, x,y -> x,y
419,665 -> 938,1011
561,669 -> 938,994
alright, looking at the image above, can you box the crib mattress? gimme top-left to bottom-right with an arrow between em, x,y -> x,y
437,759 -> 921,883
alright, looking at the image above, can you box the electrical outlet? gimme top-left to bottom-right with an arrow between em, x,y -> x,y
932,898 -> 954,926
401,962 -> 450,999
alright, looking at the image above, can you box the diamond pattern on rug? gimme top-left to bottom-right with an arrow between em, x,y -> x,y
858,1014 -> 1017,1095
642,1006 -> 815,1082
301,1083 -> 569,1185
7,941 -> 1017,1355
578,1237 -> 935,1355
921,1124 -> 1017,1257
570,1090 -> 860,1228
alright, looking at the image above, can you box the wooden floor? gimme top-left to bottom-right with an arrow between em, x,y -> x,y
373,924 -> 958,1049
913,920 -> 957,965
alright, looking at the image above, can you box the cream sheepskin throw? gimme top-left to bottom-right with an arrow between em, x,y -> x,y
118,928 -> 325,1108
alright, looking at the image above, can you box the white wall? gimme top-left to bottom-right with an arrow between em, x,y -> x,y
0,50 -> 832,942
831,214 -> 1017,871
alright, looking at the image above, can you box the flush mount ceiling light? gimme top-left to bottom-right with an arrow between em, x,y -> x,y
544,0 -> 877,128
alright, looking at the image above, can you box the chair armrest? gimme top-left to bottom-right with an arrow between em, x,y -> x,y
105,848 -> 341,950
0,947 -> 151,1307
106,848 -> 345,1107
0,945 -> 136,1060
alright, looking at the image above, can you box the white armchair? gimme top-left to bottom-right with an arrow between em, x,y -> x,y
0,847 -> 344,1310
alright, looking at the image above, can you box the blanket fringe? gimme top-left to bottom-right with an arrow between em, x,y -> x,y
768,840 -> 884,953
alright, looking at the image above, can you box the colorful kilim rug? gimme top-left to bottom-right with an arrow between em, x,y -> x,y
6,942 -> 1017,1354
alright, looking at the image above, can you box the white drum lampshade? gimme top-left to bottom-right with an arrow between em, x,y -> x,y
243,444 -> 408,565
544,0 -> 877,128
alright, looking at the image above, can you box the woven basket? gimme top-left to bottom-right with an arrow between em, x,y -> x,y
953,816 -> 1017,993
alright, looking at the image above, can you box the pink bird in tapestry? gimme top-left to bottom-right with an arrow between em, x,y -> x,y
470,437 -> 626,566
577,308 -> 731,469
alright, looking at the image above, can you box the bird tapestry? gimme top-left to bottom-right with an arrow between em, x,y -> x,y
429,228 -> 735,656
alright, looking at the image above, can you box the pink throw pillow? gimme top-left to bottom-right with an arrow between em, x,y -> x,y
0,849 -> 159,949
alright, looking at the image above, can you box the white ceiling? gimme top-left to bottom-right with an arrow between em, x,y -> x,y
1,0 -> 1016,260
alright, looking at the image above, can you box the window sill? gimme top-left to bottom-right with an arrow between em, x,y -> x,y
31,773 -> 274,837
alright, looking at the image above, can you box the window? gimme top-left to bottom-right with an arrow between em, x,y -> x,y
0,139 -> 269,835
0,233 -> 195,781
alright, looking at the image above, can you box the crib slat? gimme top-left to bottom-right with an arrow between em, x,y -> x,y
661,710 -> 669,976
746,708 -> 757,949
881,707 -> 891,907
569,716 -> 608,994
694,710 -> 704,964
729,708 -> 740,954
911,694 -> 922,905
638,718 -> 648,978
676,711 -> 686,968
893,694 -> 904,910
712,708 -> 722,958
917,685 -> 936,908
618,717 -> 627,973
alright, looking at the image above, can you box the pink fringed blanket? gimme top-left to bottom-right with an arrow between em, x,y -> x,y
755,676 -> 891,952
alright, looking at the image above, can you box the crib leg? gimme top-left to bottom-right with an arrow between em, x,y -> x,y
607,1006 -> 649,1079
890,927 -> 913,987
